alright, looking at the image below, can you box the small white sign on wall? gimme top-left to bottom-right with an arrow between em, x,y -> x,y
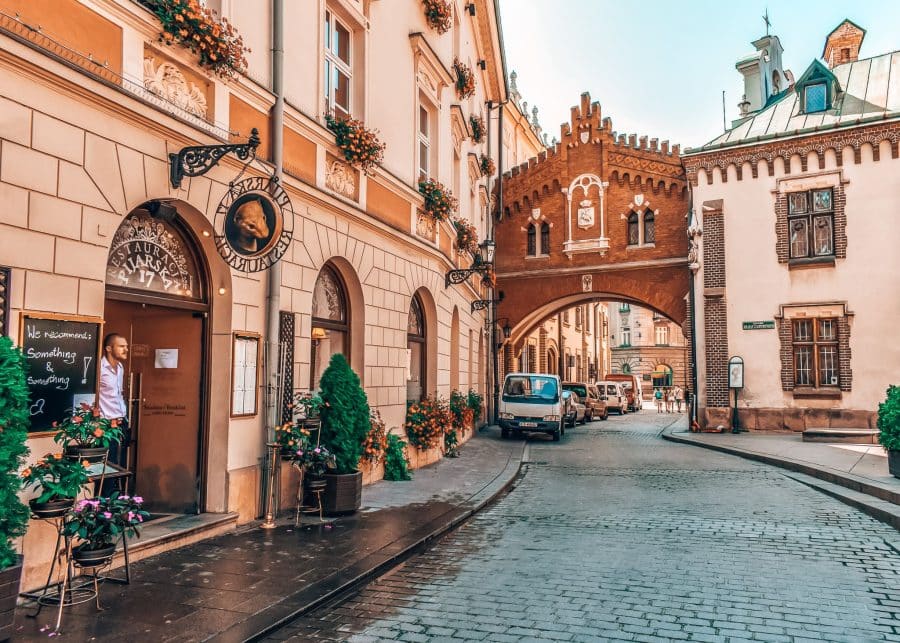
154,348 -> 179,369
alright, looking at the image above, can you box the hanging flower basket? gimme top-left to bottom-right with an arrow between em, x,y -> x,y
470,114 -> 485,144
325,114 -> 386,174
452,218 -> 479,255
151,0 -> 250,78
418,178 -> 458,222
479,154 -> 495,177
422,0 -> 452,34
453,58 -> 476,99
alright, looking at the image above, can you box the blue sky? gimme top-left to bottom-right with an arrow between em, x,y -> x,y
498,0 -> 900,149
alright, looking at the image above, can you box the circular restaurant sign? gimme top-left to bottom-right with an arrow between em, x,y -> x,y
214,176 -> 293,272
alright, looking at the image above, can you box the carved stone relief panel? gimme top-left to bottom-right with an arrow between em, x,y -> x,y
143,56 -> 208,119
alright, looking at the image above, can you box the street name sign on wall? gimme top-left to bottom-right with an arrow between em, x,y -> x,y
742,320 -> 775,330
19,313 -> 103,433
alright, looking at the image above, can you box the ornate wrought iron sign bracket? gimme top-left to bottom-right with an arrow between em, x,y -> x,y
169,128 -> 261,189
444,239 -> 496,288
471,291 -> 504,313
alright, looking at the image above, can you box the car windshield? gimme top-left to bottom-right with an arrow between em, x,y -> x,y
503,376 -> 559,402
605,384 -> 618,395
563,384 -> 587,398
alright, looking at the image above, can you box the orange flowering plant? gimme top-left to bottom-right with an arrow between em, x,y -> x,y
470,114 -> 486,144
21,453 -> 90,503
452,218 -> 479,255
52,403 -> 123,450
479,154 -> 496,177
325,114 -> 386,174
151,0 -> 250,78
405,395 -> 453,450
422,0 -> 452,34
419,178 -> 458,222
453,58 -> 476,99
361,409 -> 388,464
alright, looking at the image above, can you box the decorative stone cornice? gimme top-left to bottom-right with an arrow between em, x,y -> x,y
683,119 -> 900,186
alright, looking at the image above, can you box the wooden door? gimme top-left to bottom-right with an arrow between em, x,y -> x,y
105,301 -> 204,514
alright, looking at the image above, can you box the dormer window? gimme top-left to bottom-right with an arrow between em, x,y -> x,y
795,59 -> 839,115
804,83 -> 827,113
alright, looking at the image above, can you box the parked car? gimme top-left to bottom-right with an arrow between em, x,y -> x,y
498,372 -> 566,441
562,390 -> 586,427
604,373 -> 643,412
562,382 -> 608,421
595,381 -> 628,415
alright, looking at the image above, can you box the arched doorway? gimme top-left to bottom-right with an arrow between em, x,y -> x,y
406,294 -> 426,402
546,347 -> 558,375
310,264 -> 350,390
652,364 -> 673,388
103,205 -> 209,514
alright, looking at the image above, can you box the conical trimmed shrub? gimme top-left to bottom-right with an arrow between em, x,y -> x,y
0,337 -> 30,568
318,353 -> 369,474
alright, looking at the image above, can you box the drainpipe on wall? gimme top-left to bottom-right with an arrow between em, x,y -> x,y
262,0 -> 284,524
687,186 -> 699,428
490,102 -> 505,424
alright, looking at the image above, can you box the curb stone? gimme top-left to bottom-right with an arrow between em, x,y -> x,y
209,436 -> 527,643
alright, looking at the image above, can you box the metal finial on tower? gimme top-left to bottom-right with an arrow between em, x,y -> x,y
763,9 -> 771,36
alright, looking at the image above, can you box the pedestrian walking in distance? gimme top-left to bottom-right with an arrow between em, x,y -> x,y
654,388 -> 663,413
675,386 -> 684,413
666,387 -> 675,413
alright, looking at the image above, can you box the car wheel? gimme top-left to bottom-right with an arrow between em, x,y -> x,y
586,410 -> 593,422
602,409 -> 609,420
579,412 -> 587,425
501,427 -> 509,439
553,421 -> 562,441
513,429 -> 522,439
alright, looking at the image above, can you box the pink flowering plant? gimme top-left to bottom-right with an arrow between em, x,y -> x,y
52,403 -> 123,450
294,444 -> 336,477
63,492 -> 150,550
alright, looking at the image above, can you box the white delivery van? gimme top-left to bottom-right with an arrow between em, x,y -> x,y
498,372 -> 566,441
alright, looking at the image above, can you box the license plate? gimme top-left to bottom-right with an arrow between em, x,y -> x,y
519,421 -> 537,427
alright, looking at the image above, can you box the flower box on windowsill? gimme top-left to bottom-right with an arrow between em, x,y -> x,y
788,255 -> 835,270
792,387 -> 842,399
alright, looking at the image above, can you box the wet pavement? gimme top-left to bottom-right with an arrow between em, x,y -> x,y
11,433 -> 524,642
271,411 -> 900,642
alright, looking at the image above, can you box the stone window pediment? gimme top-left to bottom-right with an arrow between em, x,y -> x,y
410,33 -> 453,102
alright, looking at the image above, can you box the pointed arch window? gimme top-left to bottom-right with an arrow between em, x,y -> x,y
310,264 -> 349,389
643,209 -> 655,244
526,224 -> 536,256
627,211 -> 639,246
540,222 -> 550,254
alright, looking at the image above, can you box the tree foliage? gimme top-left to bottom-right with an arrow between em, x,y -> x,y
0,337 -> 31,568
318,353 -> 370,474
383,434 -> 411,481
878,385 -> 900,451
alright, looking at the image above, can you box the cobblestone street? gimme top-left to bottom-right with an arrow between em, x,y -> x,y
269,412 -> 900,642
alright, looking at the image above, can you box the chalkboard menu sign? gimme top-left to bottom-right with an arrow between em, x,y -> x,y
19,313 -> 103,433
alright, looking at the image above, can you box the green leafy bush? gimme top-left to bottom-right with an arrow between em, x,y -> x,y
22,454 -> 89,504
318,353 -> 370,474
383,434 -> 411,481
466,389 -> 484,420
0,337 -> 30,568
877,385 -> 900,451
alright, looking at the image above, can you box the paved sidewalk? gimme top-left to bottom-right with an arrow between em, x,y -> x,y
12,431 -> 524,642
663,423 -> 900,529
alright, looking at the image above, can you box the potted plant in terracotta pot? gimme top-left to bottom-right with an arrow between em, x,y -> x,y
0,337 -> 30,640
52,402 -> 123,462
878,385 -> 900,478
318,353 -> 370,515
63,492 -> 149,567
21,453 -> 90,519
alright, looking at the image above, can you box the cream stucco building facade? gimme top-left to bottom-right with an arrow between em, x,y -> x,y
0,0 -> 534,588
683,21 -> 900,431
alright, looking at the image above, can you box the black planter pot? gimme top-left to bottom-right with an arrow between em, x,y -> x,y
72,543 -> 116,567
65,445 -> 108,463
0,556 -> 23,642
889,449 -> 900,479
322,470 -> 362,516
29,497 -> 75,519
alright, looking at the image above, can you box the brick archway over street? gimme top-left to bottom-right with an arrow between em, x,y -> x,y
495,92 -> 691,355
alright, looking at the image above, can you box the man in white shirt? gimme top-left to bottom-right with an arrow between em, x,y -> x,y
99,333 -> 129,466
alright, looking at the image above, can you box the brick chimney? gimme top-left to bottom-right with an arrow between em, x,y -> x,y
822,20 -> 865,68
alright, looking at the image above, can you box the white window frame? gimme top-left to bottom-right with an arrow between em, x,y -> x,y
324,10 -> 353,119
621,328 -> 631,347
417,98 -> 434,183
655,325 -> 669,346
